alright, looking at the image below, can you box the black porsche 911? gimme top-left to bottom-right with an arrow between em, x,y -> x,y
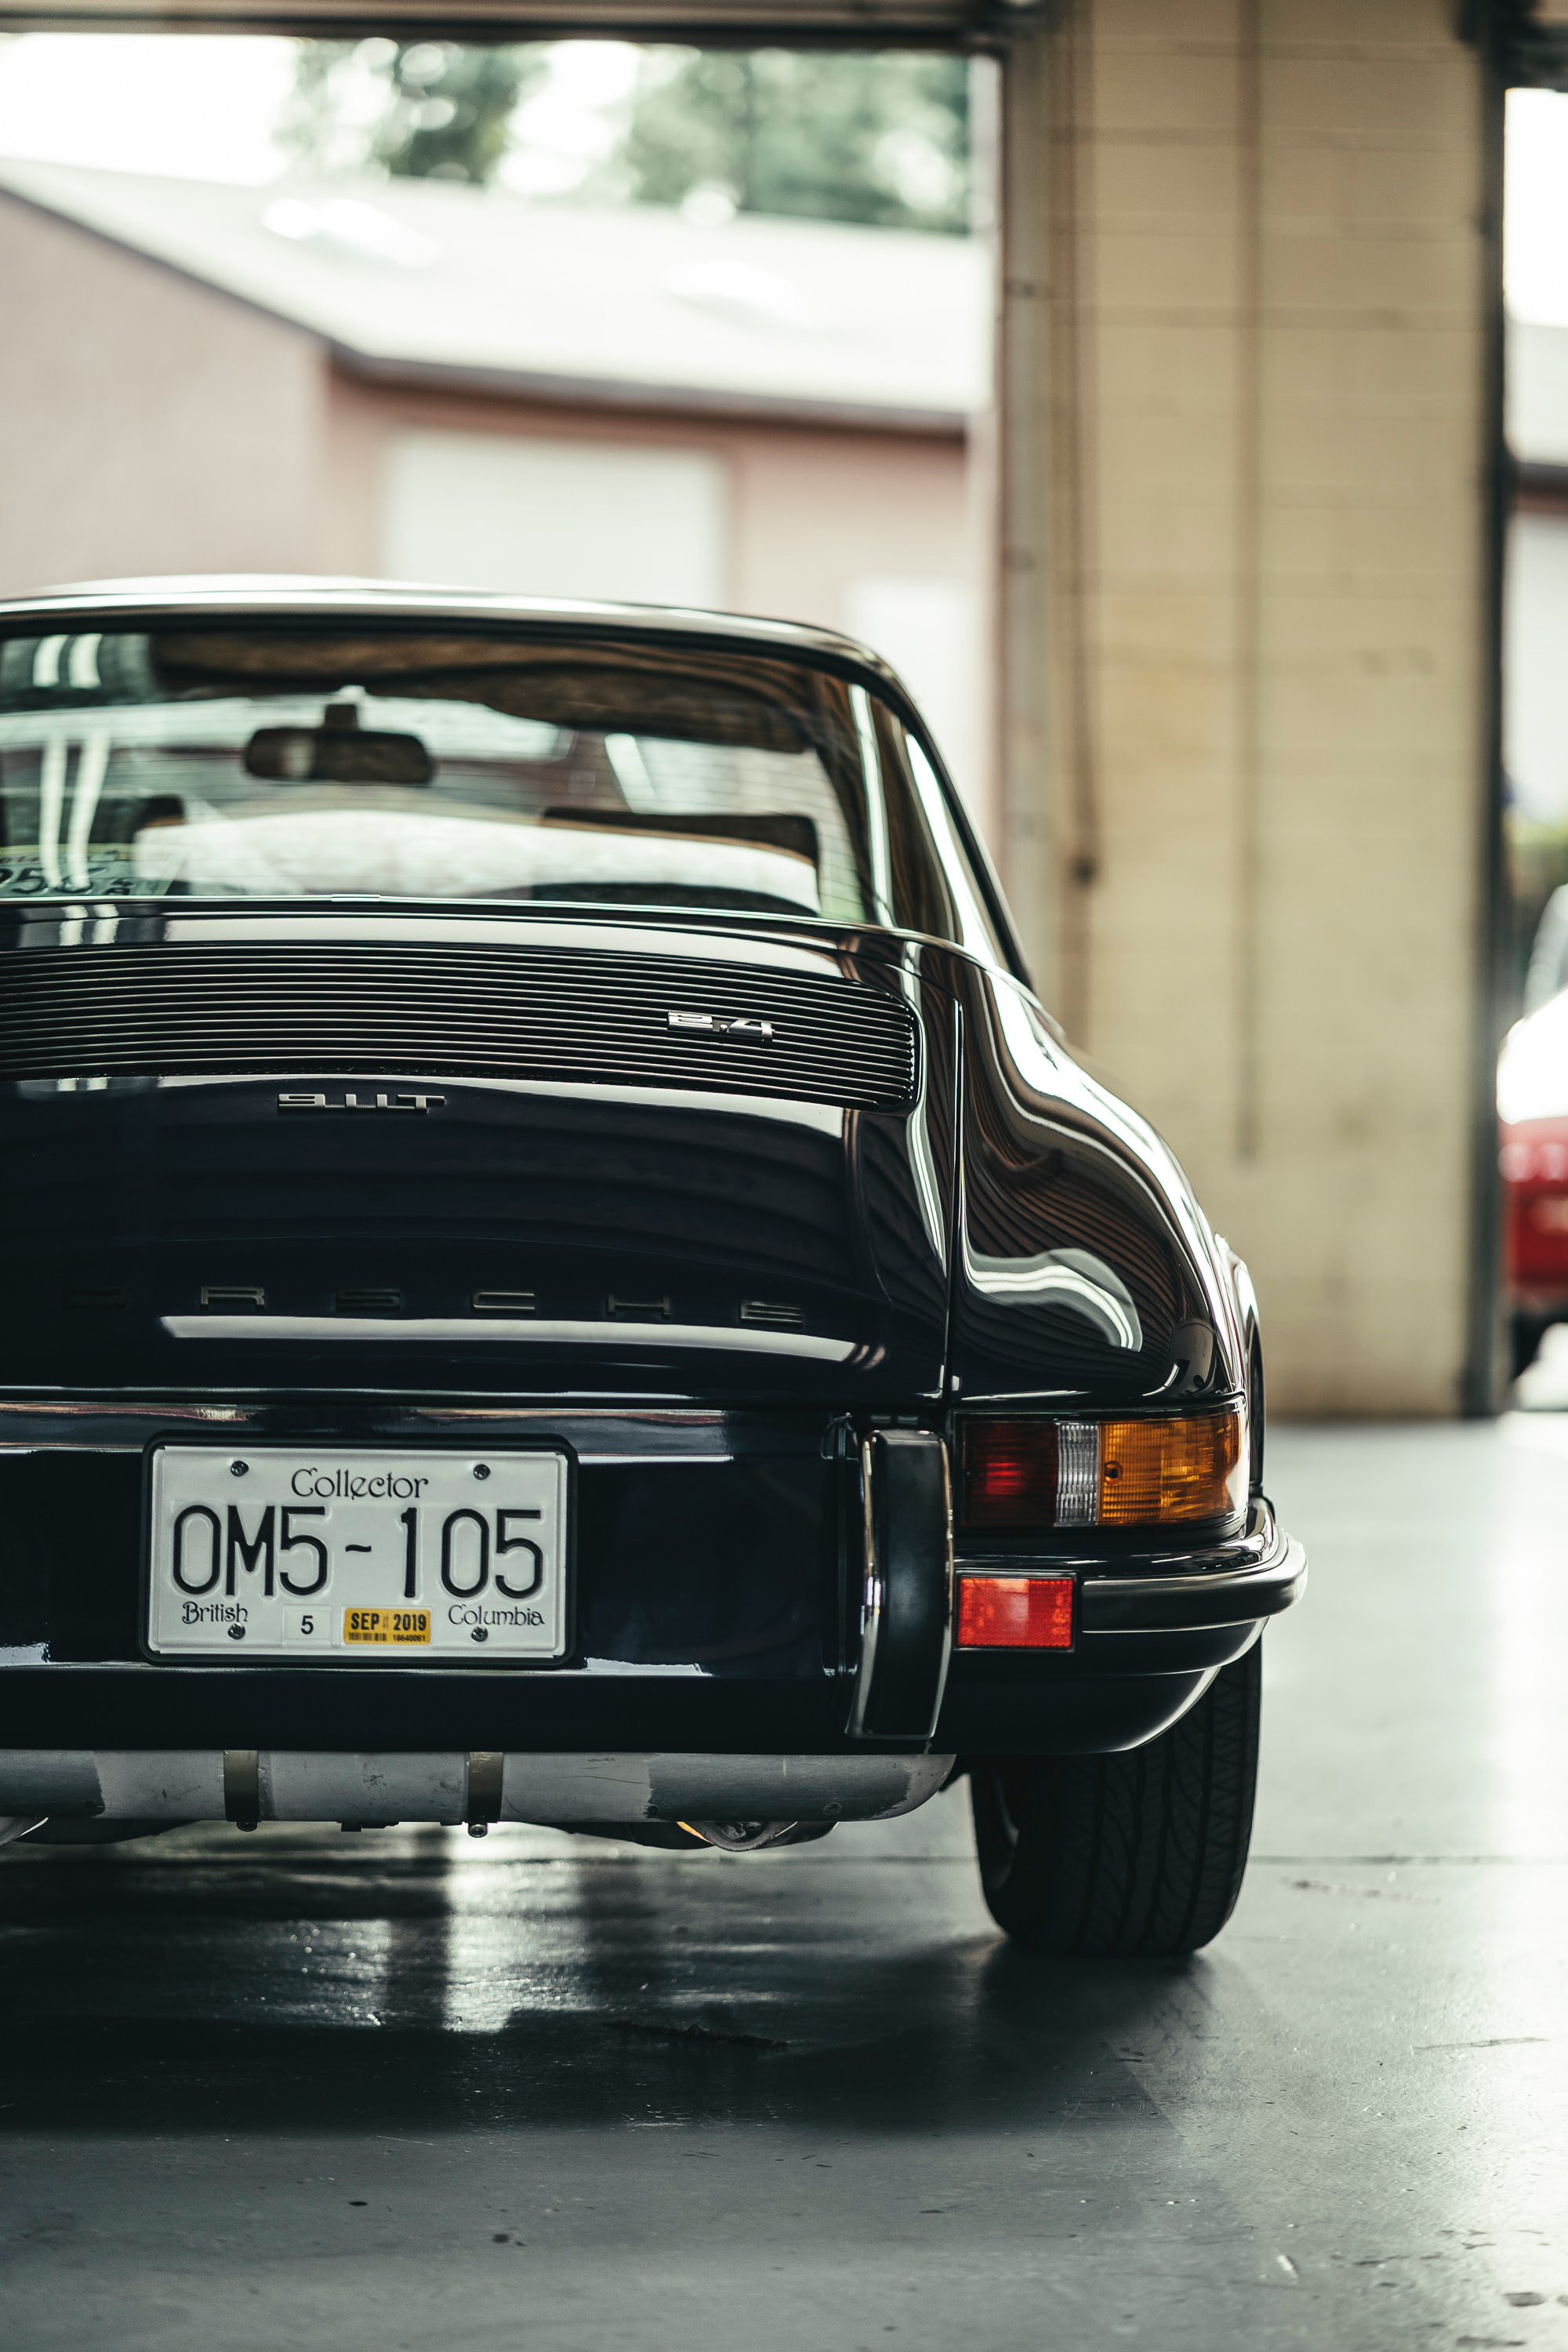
0,578 -> 1302,1955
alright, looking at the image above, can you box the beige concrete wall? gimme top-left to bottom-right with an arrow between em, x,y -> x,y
0,194 -> 328,596
1002,0 -> 1490,1414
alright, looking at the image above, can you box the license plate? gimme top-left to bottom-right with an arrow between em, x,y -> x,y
146,1445 -> 568,1663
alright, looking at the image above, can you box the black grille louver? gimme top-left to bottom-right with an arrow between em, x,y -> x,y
0,942 -> 920,1112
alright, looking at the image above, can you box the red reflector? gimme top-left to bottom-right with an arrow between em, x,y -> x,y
956,1573 -> 1073,1650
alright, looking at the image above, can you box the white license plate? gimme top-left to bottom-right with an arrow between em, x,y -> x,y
146,1445 -> 569,1663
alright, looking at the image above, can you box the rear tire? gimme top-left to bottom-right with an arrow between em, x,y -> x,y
969,1641 -> 1262,1956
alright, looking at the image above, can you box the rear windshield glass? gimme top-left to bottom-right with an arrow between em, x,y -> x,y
0,622 -> 965,938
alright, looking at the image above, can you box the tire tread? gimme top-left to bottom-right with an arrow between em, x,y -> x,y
970,1644 -> 1261,1958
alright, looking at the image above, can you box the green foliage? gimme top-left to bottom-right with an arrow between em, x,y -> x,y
281,40 -> 972,233
612,49 -> 971,233
376,44 -> 546,185
278,40 -> 358,176
281,41 -> 544,187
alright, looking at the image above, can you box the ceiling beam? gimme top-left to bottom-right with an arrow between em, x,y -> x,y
0,0 -> 1048,38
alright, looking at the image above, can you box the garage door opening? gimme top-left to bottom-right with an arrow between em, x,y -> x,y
0,30 -> 1000,844
1497,75 -> 1568,1402
0,2 -> 1526,1423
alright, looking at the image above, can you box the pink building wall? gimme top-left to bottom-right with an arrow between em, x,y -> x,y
0,189 -> 985,811
319,372 -> 970,641
0,194 -> 326,595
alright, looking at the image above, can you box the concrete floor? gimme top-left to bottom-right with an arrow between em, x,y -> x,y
2,1422 -> 1566,2350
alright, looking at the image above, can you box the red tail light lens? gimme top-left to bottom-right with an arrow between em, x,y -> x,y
956,1573 -> 1074,1650
959,1421 -> 1059,1529
959,1411 -> 1243,1531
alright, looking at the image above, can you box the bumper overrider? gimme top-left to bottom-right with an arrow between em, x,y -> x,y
0,1409 -> 1303,1843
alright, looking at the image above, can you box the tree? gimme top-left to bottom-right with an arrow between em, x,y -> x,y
376,43 -> 546,184
281,40 -> 972,233
281,40 -> 546,187
612,49 -> 971,234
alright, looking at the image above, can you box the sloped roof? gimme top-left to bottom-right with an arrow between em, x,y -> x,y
0,157 -> 989,431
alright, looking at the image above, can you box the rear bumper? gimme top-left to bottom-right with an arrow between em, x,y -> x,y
0,1659 -> 1237,1756
930,1500 -> 1300,1751
0,1403 -> 1301,1763
1078,1512 -> 1304,1633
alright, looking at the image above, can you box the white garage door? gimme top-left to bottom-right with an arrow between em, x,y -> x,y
383,428 -> 731,609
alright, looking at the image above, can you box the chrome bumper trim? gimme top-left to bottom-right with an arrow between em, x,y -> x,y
0,1403 -> 743,1457
162,1316 -> 858,1362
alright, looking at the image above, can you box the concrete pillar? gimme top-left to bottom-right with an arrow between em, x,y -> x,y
1000,0 -> 1495,1415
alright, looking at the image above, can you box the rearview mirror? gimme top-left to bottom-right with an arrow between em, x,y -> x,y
244,702 -> 434,786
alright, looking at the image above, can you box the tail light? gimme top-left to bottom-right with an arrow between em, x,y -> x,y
959,1410 -> 1243,1533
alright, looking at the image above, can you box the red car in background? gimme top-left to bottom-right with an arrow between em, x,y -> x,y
1501,887 -> 1568,1372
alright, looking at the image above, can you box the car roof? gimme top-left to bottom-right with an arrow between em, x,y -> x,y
0,573 -> 912,699
0,571 -> 1029,989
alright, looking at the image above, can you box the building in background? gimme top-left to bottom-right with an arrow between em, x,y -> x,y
0,159 -> 993,825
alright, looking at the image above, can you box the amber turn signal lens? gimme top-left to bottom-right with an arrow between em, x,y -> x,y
956,1573 -> 1073,1650
1096,1412 -> 1240,1526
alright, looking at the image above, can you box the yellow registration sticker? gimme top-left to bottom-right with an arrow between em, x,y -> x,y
343,1608 -> 430,1646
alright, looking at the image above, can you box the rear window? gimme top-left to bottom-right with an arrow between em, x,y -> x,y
0,622 -> 964,937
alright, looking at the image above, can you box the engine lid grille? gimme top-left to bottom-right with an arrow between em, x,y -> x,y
0,941 -> 920,1112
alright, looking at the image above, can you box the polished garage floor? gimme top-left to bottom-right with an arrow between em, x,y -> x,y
2,1422 -> 1566,2351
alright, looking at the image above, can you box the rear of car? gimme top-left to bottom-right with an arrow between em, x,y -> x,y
0,579 -> 1301,1953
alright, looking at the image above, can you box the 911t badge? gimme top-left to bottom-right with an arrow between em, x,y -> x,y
277,1091 -> 446,1112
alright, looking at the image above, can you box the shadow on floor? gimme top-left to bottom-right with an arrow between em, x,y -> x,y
0,1831 -> 1207,2142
